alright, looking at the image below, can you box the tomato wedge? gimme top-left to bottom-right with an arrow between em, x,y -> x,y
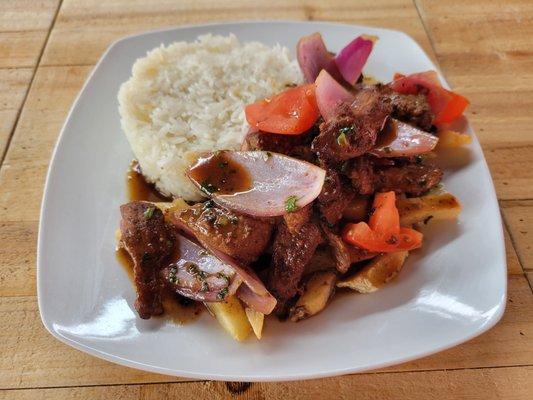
390,71 -> 469,125
342,191 -> 423,253
245,84 -> 319,135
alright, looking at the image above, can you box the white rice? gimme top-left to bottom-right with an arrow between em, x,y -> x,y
118,34 -> 303,200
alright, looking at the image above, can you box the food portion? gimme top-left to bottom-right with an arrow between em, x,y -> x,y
118,34 -> 302,201
117,32 -> 469,340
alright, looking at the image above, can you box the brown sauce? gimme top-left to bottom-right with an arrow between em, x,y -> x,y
115,247 -> 203,324
188,151 -> 252,195
118,161 -> 202,324
127,161 -> 172,202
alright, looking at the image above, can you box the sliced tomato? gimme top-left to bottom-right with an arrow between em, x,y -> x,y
342,191 -> 423,253
245,84 -> 319,135
390,71 -> 469,125
369,191 -> 399,236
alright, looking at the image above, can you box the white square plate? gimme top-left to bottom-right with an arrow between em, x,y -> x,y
38,21 -> 506,381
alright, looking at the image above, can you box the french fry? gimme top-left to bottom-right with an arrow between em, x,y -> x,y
245,307 -> 264,339
397,192 -> 461,226
289,271 -> 337,322
205,296 -> 252,341
337,251 -> 408,293
437,130 -> 472,148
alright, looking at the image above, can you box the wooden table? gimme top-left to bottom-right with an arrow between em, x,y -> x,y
1,0 -> 532,398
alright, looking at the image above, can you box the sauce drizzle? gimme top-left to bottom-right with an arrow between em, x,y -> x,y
188,151 -> 253,195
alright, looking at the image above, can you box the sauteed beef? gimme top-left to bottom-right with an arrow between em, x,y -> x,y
345,156 -> 443,196
120,202 -> 175,319
267,221 -> 323,315
171,202 -> 274,264
120,81 -> 443,321
312,88 -> 392,163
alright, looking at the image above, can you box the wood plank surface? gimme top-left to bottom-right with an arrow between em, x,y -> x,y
415,0 -> 533,200
502,200 -> 533,271
0,0 -> 60,68
40,0 -> 436,67
0,0 -> 61,158
0,68 -> 33,158
0,0 -> 532,397
1,366 -> 532,400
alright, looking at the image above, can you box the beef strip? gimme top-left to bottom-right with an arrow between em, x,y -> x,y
364,83 -> 434,131
171,202 -> 273,264
317,168 -> 356,225
345,156 -> 443,196
267,221 -> 323,314
312,87 -> 392,164
388,91 -> 434,131
242,127 -> 318,162
120,202 -> 175,319
283,203 -> 313,234
321,224 -> 376,273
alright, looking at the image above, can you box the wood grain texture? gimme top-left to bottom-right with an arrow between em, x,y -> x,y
0,68 -> 33,157
0,0 -> 60,68
1,275 -> 531,389
502,200 -> 533,271
1,366 -> 532,400
415,0 -> 533,199
40,0 -> 435,66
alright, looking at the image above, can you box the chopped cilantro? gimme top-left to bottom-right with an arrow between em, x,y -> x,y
337,132 -> 349,147
143,206 -> 155,219
285,195 -> 299,213
217,287 -> 229,300
216,215 -> 230,226
217,273 -> 230,285
200,181 -> 217,195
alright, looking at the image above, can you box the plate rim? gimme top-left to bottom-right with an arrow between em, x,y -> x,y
37,20 -> 507,382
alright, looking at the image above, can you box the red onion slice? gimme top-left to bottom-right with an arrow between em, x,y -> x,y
335,35 -> 376,85
297,32 -> 344,83
315,70 -> 355,121
169,218 -> 278,314
187,151 -> 326,217
236,284 -> 277,315
161,233 -> 242,302
371,119 -> 439,157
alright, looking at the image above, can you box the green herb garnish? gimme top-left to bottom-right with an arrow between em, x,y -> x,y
337,132 -> 349,147
217,273 -> 230,285
168,267 -> 178,284
414,154 -> 425,164
285,195 -> 299,213
143,206 -> 155,219
216,215 -> 230,226
200,181 -> 217,195
217,287 -> 229,300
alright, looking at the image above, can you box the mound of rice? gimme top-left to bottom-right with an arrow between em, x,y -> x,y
118,34 -> 303,201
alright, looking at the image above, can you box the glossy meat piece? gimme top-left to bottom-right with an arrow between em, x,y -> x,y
317,168 -> 355,225
267,222 -> 323,314
346,157 -> 443,196
376,163 -> 443,196
242,128 -> 317,163
120,202 -> 174,319
283,203 -> 313,234
388,91 -> 434,132
312,87 -> 391,164
321,224 -> 376,273
171,202 -> 273,264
